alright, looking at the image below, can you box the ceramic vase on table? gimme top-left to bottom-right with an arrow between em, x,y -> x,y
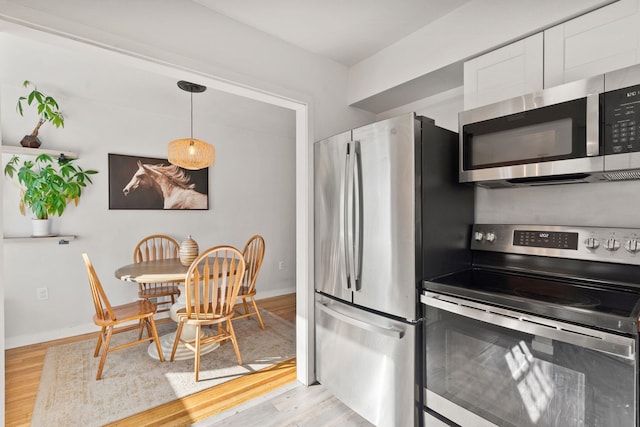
179,235 -> 199,266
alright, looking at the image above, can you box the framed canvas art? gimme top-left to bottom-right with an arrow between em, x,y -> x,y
108,153 -> 209,210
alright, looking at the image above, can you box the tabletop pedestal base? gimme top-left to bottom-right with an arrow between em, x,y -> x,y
148,329 -> 220,361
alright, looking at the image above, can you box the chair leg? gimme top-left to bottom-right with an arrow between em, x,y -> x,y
227,319 -> 242,365
242,297 -> 250,314
137,310 -> 150,340
149,316 -> 165,362
250,297 -> 265,330
170,321 -> 185,362
194,324 -> 201,381
96,326 -> 114,380
94,326 -> 106,357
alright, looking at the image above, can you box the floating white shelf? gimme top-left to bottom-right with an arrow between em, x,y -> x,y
3,235 -> 76,243
1,145 -> 78,159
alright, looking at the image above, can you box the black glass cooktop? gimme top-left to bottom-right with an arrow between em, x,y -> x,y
425,268 -> 640,335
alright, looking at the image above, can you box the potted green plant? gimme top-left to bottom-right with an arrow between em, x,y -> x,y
3,154 -> 97,236
16,80 -> 65,148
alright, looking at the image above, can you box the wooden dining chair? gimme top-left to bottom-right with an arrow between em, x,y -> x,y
232,234 -> 266,329
82,253 -> 164,380
133,234 -> 181,314
170,246 -> 246,381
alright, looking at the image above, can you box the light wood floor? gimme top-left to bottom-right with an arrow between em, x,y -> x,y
194,381 -> 373,426
5,294 -> 297,427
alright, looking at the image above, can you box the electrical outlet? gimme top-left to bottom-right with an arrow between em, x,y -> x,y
36,287 -> 49,300
278,261 -> 286,270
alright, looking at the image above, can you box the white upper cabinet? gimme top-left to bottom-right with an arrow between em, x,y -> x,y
544,0 -> 640,88
463,33 -> 543,110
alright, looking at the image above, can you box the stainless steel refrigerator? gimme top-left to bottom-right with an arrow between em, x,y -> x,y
314,113 -> 474,427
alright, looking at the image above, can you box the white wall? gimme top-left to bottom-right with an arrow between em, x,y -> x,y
1,33 -> 299,347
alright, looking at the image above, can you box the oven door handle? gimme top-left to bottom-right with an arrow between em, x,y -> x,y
422,292 -> 636,360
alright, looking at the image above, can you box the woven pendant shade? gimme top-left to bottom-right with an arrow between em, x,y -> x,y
168,138 -> 215,170
168,80 -> 214,170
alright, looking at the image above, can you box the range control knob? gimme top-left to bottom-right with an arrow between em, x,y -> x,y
474,231 -> 484,241
485,232 -> 496,243
584,237 -> 600,250
625,239 -> 640,253
604,238 -> 621,251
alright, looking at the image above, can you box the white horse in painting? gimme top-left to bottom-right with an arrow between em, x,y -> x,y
122,161 -> 207,209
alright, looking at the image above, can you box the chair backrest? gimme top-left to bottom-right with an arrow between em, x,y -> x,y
133,234 -> 180,263
184,246 -> 246,320
241,235 -> 265,293
82,253 -> 115,322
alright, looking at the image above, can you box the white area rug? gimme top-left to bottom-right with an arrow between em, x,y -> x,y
31,310 -> 295,427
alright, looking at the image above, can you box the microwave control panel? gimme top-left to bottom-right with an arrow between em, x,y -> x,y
603,84 -> 640,154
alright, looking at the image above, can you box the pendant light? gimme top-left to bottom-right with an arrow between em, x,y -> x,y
168,80 -> 215,170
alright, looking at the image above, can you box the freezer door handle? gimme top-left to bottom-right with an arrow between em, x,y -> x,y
317,301 -> 404,339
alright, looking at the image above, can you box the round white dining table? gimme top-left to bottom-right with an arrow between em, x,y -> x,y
114,258 -> 220,360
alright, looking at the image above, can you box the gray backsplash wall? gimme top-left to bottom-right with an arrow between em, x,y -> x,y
475,179 -> 640,227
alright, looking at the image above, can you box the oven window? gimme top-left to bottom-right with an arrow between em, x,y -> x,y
462,98 -> 588,170
425,307 -> 635,427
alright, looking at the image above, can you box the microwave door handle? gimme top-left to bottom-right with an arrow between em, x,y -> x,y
353,141 -> 363,291
586,92 -> 600,156
344,142 -> 356,290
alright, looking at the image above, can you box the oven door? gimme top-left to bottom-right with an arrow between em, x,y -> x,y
421,292 -> 637,427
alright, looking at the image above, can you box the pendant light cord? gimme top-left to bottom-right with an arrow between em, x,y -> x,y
190,91 -> 194,140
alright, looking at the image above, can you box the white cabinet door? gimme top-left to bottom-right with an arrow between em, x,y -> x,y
463,33 -> 543,110
545,0 -> 640,88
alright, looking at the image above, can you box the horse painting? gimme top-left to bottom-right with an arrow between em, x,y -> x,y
122,161 -> 207,209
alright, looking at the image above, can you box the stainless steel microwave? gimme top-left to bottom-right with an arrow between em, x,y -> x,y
459,76 -> 605,188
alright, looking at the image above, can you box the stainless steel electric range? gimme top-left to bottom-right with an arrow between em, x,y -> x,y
422,224 -> 640,427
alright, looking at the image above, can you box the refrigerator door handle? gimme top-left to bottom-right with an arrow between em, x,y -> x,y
353,140 -> 363,290
344,141 -> 356,290
317,301 -> 404,339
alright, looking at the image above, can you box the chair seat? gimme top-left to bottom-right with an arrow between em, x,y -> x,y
93,300 -> 157,327
138,284 -> 180,299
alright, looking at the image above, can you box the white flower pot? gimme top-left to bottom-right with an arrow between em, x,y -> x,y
32,218 -> 51,237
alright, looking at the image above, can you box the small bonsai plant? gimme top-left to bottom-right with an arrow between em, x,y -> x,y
3,154 -> 97,220
16,80 -> 65,148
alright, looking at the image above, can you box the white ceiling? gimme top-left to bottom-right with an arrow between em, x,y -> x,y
193,0 -> 472,66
